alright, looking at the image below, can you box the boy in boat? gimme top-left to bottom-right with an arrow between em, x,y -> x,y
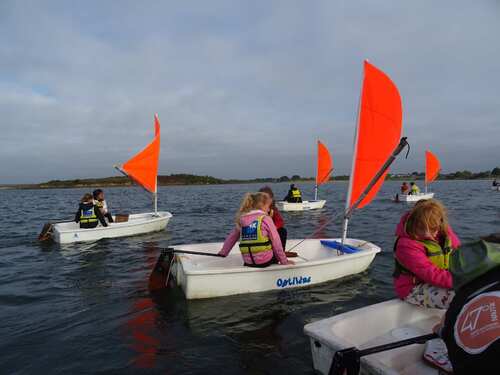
408,181 -> 420,195
436,233 -> 500,374
284,184 -> 303,203
393,199 -> 460,309
75,193 -> 108,229
93,189 -> 113,223
259,186 -> 287,249
400,181 -> 410,194
218,192 -> 294,267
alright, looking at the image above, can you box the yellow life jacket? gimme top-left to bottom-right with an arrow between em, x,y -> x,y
94,200 -> 104,209
393,235 -> 453,277
239,215 -> 272,262
80,206 -> 98,224
292,189 -> 302,198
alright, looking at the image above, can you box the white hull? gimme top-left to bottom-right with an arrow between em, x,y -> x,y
398,192 -> 434,202
304,299 -> 445,375
53,211 -> 172,244
275,200 -> 326,211
491,186 -> 500,191
172,238 -> 380,299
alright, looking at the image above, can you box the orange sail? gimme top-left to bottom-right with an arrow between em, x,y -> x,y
316,140 -> 333,186
347,61 -> 403,210
122,114 -> 161,193
425,150 -> 440,184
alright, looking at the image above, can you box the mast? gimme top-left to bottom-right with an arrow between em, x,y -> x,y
342,68 -> 364,244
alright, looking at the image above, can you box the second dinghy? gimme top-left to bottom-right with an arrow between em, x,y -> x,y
276,140 -> 333,212
150,60 -> 407,300
399,150 -> 440,203
46,115 -> 172,244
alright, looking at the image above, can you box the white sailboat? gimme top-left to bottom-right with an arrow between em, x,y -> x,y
398,150 -> 440,203
46,114 -> 172,244
150,60 -> 406,300
276,140 -> 333,211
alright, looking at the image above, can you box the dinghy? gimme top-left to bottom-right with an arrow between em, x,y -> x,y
491,185 -> 500,192
304,299 -> 444,375
170,239 -> 380,299
398,151 -> 440,203
150,61 -> 407,300
276,140 -> 333,212
44,115 -> 173,244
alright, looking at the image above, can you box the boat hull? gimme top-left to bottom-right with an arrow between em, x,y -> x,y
52,211 -> 172,244
172,238 -> 380,299
398,192 -> 434,203
491,186 -> 500,191
275,200 -> 326,211
304,299 -> 444,375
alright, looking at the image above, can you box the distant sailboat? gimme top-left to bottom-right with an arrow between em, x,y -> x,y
399,149 -> 440,203
47,114 -> 172,244
276,140 -> 333,211
152,60 -> 407,300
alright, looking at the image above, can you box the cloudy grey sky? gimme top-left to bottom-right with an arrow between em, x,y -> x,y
0,1 -> 499,183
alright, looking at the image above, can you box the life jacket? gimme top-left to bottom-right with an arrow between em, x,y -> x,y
411,185 -> 420,193
94,200 -> 104,209
80,205 -> 98,224
239,215 -> 272,264
393,235 -> 453,278
292,189 -> 302,198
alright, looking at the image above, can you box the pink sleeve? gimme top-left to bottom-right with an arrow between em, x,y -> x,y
218,227 -> 240,256
396,238 -> 453,289
261,216 -> 288,265
447,226 -> 461,248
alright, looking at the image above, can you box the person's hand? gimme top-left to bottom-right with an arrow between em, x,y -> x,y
286,259 -> 295,265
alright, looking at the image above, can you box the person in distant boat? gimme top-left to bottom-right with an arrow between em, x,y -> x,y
408,181 -> 420,195
218,192 -> 294,267
393,199 -> 460,309
259,186 -> 287,249
435,233 -> 500,374
284,184 -> 303,203
493,179 -> 498,187
93,189 -> 113,223
400,182 -> 410,194
75,193 -> 108,229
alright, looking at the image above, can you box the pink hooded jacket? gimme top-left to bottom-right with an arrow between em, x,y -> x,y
218,210 -> 288,265
393,212 -> 461,299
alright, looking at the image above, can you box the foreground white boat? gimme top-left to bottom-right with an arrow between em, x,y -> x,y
491,185 -> 500,191
304,299 -> 444,375
276,199 -> 326,211
53,212 -> 172,244
398,192 -> 434,202
171,238 -> 380,299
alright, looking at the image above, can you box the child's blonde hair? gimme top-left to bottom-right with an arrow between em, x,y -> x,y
405,199 -> 449,240
235,192 -> 270,226
81,193 -> 94,203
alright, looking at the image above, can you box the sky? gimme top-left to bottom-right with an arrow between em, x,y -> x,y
0,1 -> 499,183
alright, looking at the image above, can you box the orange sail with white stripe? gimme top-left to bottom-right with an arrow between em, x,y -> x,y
122,114 -> 161,193
425,150 -> 440,185
346,61 -> 403,211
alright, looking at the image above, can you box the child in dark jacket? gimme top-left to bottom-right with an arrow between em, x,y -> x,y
75,193 -> 108,229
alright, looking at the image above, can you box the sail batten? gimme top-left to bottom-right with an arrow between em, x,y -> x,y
346,60 -> 403,211
121,114 -> 161,193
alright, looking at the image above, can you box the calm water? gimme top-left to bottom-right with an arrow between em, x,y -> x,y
0,181 -> 498,374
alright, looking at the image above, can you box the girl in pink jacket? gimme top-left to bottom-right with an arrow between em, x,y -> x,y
218,192 -> 294,267
393,199 -> 461,309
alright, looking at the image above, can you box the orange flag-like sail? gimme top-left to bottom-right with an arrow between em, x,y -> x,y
122,114 -> 161,193
348,61 -> 403,209
316,140 -> 333,186
425,150 -> 440,184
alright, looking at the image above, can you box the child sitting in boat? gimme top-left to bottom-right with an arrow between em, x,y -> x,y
218,192 -> 294,267
408,181 -> 420,195
93,189 -> 113,223
258,186 -> 287,249
75,193 -> 108,229
393,199 -> 460,309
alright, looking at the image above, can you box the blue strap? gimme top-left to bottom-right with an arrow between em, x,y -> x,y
320,240 -> 361,254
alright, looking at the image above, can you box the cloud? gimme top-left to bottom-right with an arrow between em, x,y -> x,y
0,0 -> 499,183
